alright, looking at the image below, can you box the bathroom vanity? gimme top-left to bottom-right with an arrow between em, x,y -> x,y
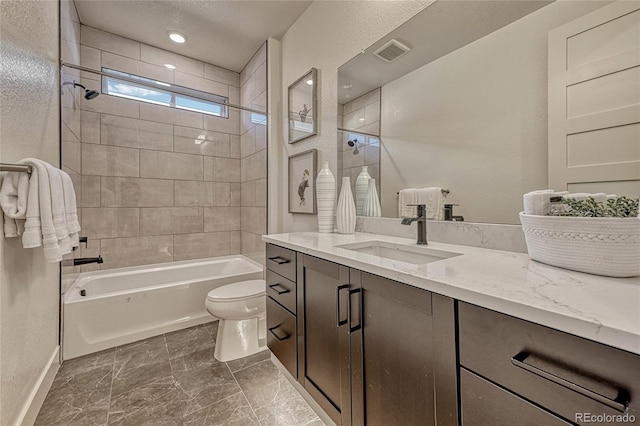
263,233 -> 640,426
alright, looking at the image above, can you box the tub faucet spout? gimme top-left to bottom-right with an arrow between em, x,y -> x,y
73,256 -> 103,266
401,204 -> 428,245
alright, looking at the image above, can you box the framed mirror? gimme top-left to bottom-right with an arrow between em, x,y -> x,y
288,68 -> 317,143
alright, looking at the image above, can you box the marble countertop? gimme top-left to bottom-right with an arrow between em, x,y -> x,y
263,232 -> 640,355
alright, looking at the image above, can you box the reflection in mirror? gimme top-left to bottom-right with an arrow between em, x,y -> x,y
337,89 -> 381,216
337,0 -> 627,224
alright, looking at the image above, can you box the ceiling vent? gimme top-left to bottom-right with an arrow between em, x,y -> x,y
373,39 -> 411,63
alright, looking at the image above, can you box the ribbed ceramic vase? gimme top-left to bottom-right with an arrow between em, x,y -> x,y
316,161 -> 336,233
355,166 -> 371,216
336,177 -> 356,234
363,178 -> 382,217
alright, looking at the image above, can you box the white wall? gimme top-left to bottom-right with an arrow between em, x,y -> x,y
273,1 -> 431,233
0,0 -> 61,424
380,1 -> 611,224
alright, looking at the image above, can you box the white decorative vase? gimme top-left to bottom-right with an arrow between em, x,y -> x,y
336,177 -> 356,234
355,166 -> 371,216
363,179 -> 382,217
316,161 -> 336,233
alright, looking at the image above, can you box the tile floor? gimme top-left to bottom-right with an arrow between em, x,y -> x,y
35,322 -> 324,426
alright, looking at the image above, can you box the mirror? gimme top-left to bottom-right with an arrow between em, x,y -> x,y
289,68 -> 318,143
337,0 -> 615,224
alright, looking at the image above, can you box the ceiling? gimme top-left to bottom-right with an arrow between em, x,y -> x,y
74,0 -> 313,72
338,0 -> 554,104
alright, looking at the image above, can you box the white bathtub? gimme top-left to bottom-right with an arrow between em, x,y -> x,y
63,255 -> 264,360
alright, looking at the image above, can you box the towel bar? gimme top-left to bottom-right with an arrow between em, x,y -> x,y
397,189 -> 449,195
0,163 -> 32,174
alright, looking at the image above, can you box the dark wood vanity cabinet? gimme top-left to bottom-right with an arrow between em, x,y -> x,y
297,253 -> 352,425
266,244 -> 639,426
349,270 -> 440,426
459,302 -> 640,426
295,251 -> 455,426
265,244 -> 298,378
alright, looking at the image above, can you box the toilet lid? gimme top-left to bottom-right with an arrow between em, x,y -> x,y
207,279 -> 266,301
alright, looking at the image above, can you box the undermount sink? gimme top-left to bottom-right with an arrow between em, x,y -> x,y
336,241 -> 462,265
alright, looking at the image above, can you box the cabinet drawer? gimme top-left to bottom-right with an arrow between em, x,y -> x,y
459,302 -> 640,424
267,297 -> 297,378
266,269 -> 296,314
461,368 -> 571,426
266,244 -> 296,282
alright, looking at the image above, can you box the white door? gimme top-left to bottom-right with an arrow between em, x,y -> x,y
548,1 -> 640,196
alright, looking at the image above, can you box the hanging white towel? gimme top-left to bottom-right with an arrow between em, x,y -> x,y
417,187 -> 445,220
0,171 -> 29,237
43,162 -> 72,254
398,188 -> 418,218
60,170 -> 80,248
20,159 -> 62,262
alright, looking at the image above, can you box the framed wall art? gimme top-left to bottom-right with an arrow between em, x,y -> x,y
288,68 -> 318,143
288,149 -> 317,214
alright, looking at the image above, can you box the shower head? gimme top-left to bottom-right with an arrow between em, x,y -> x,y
347,139 -> 359,154
84,89 -> 100,100
63,81 -> 100,100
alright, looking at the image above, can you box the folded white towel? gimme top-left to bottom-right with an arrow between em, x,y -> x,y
0,171 -> 29,237
417,187 -> 445,220
523,189 -> 554,215
20,159 -> 62,262
607,194 -> 618,200
398,188 -> 418,218
60,170 -> 80,249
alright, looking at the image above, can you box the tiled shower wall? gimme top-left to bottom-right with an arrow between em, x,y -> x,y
337,88 -> 381,200
240,44 -> 267,264
69,25 -> 262,272
60,0 -> 82,287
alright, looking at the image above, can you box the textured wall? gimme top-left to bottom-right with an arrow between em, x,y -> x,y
72,26 -> 243,272
275,1 -> 431,233
0,0 -> 61,424
240,43 -> 268,264
380,1 -> 611,224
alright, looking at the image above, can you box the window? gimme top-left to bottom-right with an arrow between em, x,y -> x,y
102,68 -> 229,118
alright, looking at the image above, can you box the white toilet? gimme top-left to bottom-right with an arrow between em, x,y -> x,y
205,279 -> 267,362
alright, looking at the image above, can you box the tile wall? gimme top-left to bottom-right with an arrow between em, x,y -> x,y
337,88 -> 381,200
66,25 -> 266,272
240,43 -> 268,264
60,0 -> 83,287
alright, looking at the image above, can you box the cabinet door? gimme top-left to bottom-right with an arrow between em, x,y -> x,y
298,254 -> 351,426
350,271 -> 435,426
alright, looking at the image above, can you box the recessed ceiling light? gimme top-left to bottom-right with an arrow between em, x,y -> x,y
164,63 -> 176,70
306,79 -> 313,85
342,83 -> 352,89
168,31 -> 187,44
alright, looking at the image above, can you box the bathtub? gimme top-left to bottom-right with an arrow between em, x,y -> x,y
63,255 -> 264,360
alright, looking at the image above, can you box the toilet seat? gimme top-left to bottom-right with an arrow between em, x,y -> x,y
206,279 -> 265,303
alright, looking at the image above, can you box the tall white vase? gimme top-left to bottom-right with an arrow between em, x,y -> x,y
363,178 -> 382,217
336,177 -> 356,234
316,161 -> 336,233
355,166 -> 371,216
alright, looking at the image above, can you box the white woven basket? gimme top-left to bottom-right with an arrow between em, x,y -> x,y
519,213 -> 640,278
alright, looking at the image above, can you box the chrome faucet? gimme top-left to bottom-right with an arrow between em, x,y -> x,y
401,204 -> 428,245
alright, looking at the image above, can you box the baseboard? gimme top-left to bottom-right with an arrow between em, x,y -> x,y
270,354 -> 336,426
16,346 -> 60,426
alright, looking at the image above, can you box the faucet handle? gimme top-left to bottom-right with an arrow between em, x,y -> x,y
407,204 -> 426,216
